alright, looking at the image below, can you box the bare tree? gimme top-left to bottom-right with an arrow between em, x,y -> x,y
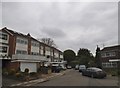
38,38 -> 57,48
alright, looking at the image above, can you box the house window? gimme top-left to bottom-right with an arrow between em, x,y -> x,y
0,33 -> 8,40
31,52 -> 39,55
0,46 -> 8,53
16,50 -> 27,54
112,62 -> 117,67
101,51 -> 116,57
110,52 -> 116,56
31,41 -> 39,47
102,62 -> 117,68
16,38 -> 28,45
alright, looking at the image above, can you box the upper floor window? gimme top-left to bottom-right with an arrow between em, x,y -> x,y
16,50 -> 27,54
0,33 -> 8,40
101,51 -> 116,57
45,47 -> 50,51
0,46 -> 8,53
31,52 -> 39,55
31,41 -> 39,47
16,38 -> 28,45
40,46 -> 44,50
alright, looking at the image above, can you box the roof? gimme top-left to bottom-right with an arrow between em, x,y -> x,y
101,45 -> 120,51
1,27 -> 63,53
2,27 -> 30,38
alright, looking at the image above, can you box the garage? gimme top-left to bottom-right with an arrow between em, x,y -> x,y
20,62 -> 37,72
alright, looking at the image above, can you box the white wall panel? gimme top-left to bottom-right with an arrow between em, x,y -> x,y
45,51 -> 50,56
60,55 -> 63,58
16,43 -> 28,51
31,46 -> 39,53
20,62 -> 37,72
54,52 -> 59,58
40,50 -> 44,55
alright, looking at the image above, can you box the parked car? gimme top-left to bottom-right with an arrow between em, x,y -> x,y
79,65 -> 86,72
52,66 -> 62,73
67,65 -> 72,69
82,67 -> 107,78
75,65 -> 79,70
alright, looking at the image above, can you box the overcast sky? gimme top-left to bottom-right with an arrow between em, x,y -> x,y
1,2 -> 118,55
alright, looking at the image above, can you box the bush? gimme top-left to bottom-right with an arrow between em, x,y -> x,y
2,68 -> 8,75
9,69 -> 16,75
24,76 -> 30,81
15,72 -> 23,78
111,71 -> 117,76
3,72 -> 9,76
30,72 -> 37,76
117,70 -> 120,77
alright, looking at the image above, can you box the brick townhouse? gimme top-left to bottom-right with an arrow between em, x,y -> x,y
100,45 -> 120,69
0,27 -> 65,72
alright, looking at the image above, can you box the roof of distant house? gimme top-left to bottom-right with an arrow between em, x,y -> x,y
101,45 -> 120,51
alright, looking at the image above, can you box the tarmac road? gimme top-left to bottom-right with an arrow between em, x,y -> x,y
33,69 -> 118,86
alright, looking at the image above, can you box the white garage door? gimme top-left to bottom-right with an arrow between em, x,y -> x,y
20,62 -> 37,72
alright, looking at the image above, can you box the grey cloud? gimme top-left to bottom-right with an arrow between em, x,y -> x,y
2,2 -> 118,55
41,27 -> 66,39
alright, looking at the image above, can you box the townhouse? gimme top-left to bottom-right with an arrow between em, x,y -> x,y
0,27 -> 64,72
100,45 -> 120,69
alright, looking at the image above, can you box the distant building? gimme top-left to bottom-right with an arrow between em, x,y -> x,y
100,45 -> 120,69
0,27 -> 65,72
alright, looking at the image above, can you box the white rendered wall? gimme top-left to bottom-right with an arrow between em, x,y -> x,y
16,43 -> 28,51
31,46 -> 39,53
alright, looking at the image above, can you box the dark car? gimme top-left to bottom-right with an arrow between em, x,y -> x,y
52,66 -> 62,73
82,67 -> 106,78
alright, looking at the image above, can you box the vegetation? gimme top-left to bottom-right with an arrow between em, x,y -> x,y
63,49 -> 76,65
77,48 -> 95,67
95,46 -> 102,69
39,38 -> 57,48
63,48 -> 95,67
15,72 -> 23,78
104,69 -> 119,76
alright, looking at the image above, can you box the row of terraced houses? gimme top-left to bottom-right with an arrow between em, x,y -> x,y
0,27 -> 66,72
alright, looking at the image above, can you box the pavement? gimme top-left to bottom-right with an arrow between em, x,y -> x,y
3,69 -> 70,87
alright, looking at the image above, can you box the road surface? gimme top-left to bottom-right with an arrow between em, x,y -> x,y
32,69 -> 119,86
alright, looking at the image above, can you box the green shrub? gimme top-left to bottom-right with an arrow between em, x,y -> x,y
118,70 -> 120,76
3,72 -> 9,76
9,69 -> 16,75
30,72 -> 37,76
15,72 -> 22,78
2,68 -> 8,75
111,71 -> 117,76
24,76 -> 30,81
